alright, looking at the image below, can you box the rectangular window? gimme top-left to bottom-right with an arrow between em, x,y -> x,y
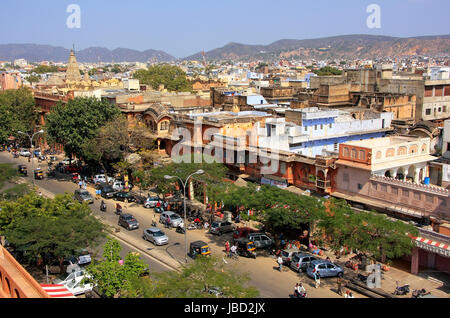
305,126 -> 308,132
343,173 -> 349,182
372,183 -> 378,190
425,109 -> 431,115
357,183 -> 363,190
329,123 -> 333,129
320,124 -> 323,130
403,189 -> 409,197
334,143 -> 338,151
414,192 -> 421,200
314,125 -> 317,130
391,187 -> 398,195
426,195 -> 433,203
280,162 -> 286,175
424,86 -> 433,97
380,184 -> 387,192
444,106 -> 447,113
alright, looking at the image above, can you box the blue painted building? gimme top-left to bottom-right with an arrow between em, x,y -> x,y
257,107 -> 394,158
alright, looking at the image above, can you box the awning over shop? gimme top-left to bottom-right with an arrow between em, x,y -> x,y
40,284 -> 76,298
410,235 -> 450,257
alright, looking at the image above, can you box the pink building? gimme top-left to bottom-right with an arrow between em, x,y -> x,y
0,72 -> 22,91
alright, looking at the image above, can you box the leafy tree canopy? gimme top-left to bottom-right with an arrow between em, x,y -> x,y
313,66 -> 343,76
125,256 -> 259,298
45,97 -> 121,160
32,65 -> 59,74
133,65 -> 192,92
0,87 -> 38,144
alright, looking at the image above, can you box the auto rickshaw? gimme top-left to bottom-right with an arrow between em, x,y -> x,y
189,241 -> 211,259
18,164 -> 27,176
235,238 -> 257,259
34,168 -> 44,180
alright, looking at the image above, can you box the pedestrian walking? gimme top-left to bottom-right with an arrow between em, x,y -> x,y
230,244 -> 237,258
225,241 -> 230,254
337,276 -> 344,296
78,180 -> 83,189
277,256 -> 283,272
314,271 -> 321,288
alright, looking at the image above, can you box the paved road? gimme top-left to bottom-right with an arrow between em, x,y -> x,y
1,151 -> 349,298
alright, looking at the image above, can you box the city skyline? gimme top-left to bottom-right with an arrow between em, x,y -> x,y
1,0 -> 449,58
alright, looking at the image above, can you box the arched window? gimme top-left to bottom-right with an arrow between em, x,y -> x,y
343,147 -> 350,157
409,145 -> 418,154
421,144 -> 427,154
376,151 -> 382,159
397,146 -> 407,156
386,148 -> 395,157
351,149 -> 357,159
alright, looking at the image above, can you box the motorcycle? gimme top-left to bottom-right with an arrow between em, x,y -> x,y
293,291 -> 307,298
187,223 -> 197,230
100,201 -> 107,212
151,220 -> 157,227
176,224 -> 186,234
412,289 -> 430,298
115,204 -> 122,215
393,283 -> 410,295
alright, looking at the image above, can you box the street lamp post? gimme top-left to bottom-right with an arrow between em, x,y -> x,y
17,129 -> 44,184
165,169 -> 204,263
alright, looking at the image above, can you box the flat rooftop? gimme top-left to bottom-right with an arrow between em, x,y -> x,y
343,136 -> 422,148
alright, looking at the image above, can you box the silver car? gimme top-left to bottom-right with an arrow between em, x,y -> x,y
159,211 -> 184,227
74,189 -> 94,204
289,253 -> 317,272
142,227 -> 169,246
306,260 -> 344,278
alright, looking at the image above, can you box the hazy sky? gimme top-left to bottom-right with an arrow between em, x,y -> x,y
1,0 -> 449,58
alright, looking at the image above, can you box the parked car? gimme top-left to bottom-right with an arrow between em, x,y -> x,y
33,149 -> 41,157
247,233 -> 273,249
289,253 -> 318,272
93,174 -> 107,184
61,158 -> 72,165
233,227 -> 258,241
281,247 -> 300,266
74,189 -> 94,204
19,149 -> 31,157
144,196 -> 160,208
118,213 -> 139,230
142,227 -> 169,246
96,182 -> 117,199
75,248 -> 92,266
64,165 -> 81,174
114,191 -> 135,203
209,221 -> 234,236
159,211 -> 184,228
47,257 -> 80,275
306,260 -> 344,278
111,180 -> 125,191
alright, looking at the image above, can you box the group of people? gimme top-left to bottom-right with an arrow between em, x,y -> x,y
224,241 -> 238,258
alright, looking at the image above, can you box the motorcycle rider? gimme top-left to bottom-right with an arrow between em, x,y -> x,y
116,203 -> 122,214
294,283 -> 306,298
100,200 -> 106,212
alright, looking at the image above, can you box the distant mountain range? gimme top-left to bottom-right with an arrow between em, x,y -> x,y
1,34 -> 449,63
0,44 -> 175,63
186,34 -> 450,61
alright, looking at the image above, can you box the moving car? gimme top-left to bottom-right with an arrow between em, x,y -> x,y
142,227 -> 169,246
306,260 -> 344,278
189,241 -> 211,259
33,168 -> 44,180
289,253 -> 318,272
159,211 -> 184,228
209,221 -> 234,236
144,196 -> 160,208
114,191 -> 135,203
118,213 -> 139,230
74,189 -> 94,204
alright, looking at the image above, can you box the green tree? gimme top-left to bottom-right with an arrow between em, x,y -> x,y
32,65 -> 59,74
1,193 -> 105,268
313,66 -> 343,76
84,239 -> 148,298
134,65 -> 192,92
45,97 -> 121,161
0,87 -> 38,144
26,74 -> 41,86
81,115 -> 130,167
126,256 -> 259,298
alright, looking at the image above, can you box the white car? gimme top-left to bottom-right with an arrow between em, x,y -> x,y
61,158 -> 71,165
55,270 -> 94,296
159,211 -> 184,228
111,180 -> 125,191
94,174 -> 107,184
19,149 -> 31,157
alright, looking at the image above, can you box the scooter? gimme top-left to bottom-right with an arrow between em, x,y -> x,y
100,201 -> 107,212
393,283 -> 410,295
176,224 -> 186,234
151,220 -> 157,227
